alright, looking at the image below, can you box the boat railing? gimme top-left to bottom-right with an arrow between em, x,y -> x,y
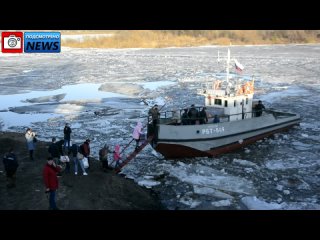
264,109 -> 298,119
197,88 -> 225,96
149,108 -> 279,126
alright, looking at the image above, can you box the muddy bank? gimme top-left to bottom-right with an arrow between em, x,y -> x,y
0,131 -> 164,210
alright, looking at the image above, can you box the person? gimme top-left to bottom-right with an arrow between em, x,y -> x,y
80,139 -> 91,169
43,157 -> 62,210
172,109 -> 181,125
132,121 -> 143,151
181,109 -> 189,125
255,100 -> 265,117
99,144 -> 113,171
148,104 -> 160,126
60,150 -> 70,174
48,137 -> 60,164
148,104 -> 160,138
188,104 -> 199,125
63,123 -> 72,152
3,148 -> 19,188
213,115 -> 220,123
113,144 -> 121,169
199,107 -> 208,124
71,143 -> 87,175
25,128 -> 36,160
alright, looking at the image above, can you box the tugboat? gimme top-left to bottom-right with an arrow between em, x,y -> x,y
147,49 -> 301,159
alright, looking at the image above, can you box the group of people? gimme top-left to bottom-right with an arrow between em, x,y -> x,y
181,104 -> 209,125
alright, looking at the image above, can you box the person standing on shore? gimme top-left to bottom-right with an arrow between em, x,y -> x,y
99,144 -> 113,171
63,123 -> 72,152
71,143 -> 87,175
43,157 -> 62,210
25,128 -> 36,161
48,137 -> 60,164
3,148 -> 19,188
80,139 -> 91,169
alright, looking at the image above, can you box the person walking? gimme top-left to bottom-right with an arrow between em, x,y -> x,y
71,143 -> 87,175
3,148 -> 19,188
113,144 -> 121,169
43,157 -> 62,210
63,123 -> 72,152
25,128 -> 36,160
132,121 -> 143,151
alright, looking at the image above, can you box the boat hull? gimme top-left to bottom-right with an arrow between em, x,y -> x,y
152,112 -> 301,159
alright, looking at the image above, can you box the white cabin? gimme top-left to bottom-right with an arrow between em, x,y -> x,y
201,88 -> 254,121
197,48 -> 255,122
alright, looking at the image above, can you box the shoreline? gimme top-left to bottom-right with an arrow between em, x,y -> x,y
0,131 -> 165,210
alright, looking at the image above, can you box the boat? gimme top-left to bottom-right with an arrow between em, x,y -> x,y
146,49 -> 301,159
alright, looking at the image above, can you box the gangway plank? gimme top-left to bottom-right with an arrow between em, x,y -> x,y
115,135 -> 154,173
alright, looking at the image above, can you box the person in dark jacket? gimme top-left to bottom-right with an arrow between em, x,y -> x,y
213,115 -> 220,123
199,107 -> 208,124
43,157 -> 62,210
71,143 -> 87,175
255,100 -> 265,117
80,139 -> 91,169
99,144 -> 113,171
188,104 -> 199,125
48,137 -> 60,163
63,123 -> 72,152
3,148 -> 18,188
181,109 -> 189,125
56,139 -> 64,158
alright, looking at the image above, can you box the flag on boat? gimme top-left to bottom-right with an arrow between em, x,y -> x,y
234,58 -> 244,73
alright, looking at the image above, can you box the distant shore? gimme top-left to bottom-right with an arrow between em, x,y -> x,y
61,30 -> 320,49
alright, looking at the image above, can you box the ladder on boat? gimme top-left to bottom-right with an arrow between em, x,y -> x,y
114,135 -> 154,173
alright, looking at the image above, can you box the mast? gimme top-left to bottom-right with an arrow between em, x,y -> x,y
226,48 -> 230,86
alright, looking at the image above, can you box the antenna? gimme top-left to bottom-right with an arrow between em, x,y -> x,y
226,48 -> 230,85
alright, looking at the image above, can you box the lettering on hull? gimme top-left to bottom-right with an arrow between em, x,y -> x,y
201,127 -> 225,135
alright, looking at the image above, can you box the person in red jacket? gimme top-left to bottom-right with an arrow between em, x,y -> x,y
43,157 -> 62,210
80,139 -> 91,169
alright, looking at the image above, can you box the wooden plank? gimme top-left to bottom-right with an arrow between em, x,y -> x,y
115,135 -> 154,173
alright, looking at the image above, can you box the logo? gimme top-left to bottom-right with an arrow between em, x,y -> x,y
24,32 -> 61,53
1,32 -> 23,53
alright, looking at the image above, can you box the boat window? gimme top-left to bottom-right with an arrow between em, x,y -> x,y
214,99 -> 222,105
246,98 -> 248,104
234,100 -> 236,107
225,100 -> 228,107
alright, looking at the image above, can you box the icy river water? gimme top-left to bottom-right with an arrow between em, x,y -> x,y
1,44 -> 320,210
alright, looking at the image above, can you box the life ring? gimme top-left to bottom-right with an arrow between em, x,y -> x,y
243,82 -> 253,94
213,80 -> 221,90
237,87 -> 244,95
